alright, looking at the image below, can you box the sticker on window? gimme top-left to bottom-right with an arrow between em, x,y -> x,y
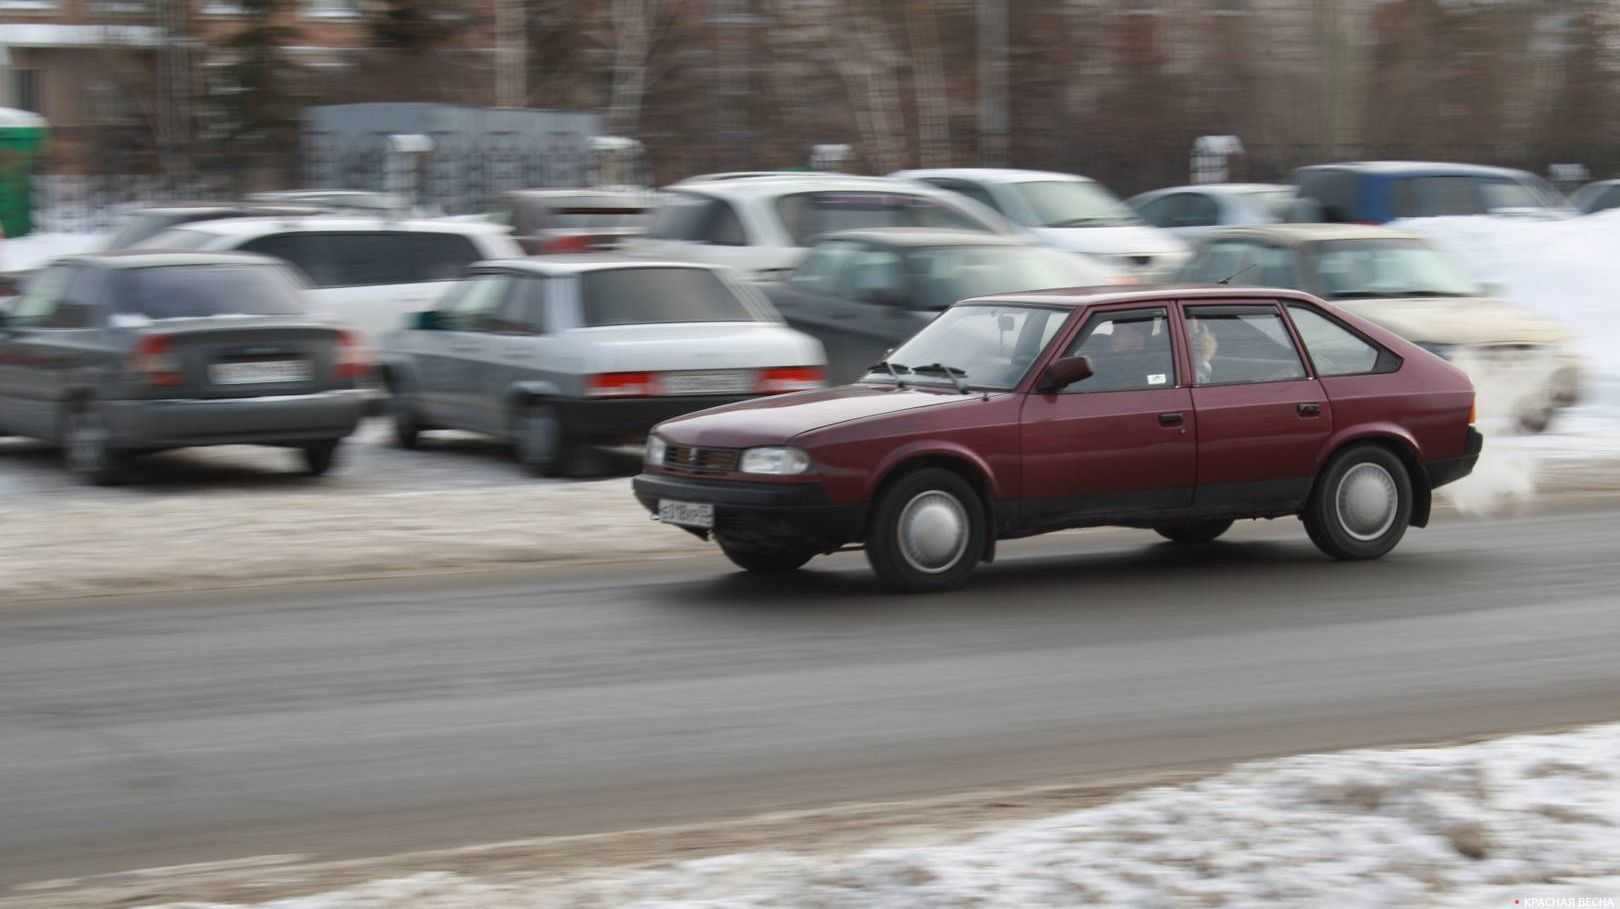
1148,373 -> 1167,386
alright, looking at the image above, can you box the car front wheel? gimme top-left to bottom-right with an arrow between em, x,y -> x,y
1303,444 -> 1413,560
865,468 -> 986,593
301,439 -> 342,476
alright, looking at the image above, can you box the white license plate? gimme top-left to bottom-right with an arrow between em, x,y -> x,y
658,499 -> 714,529
660,370 -> 752,396
210,360 -> 311,386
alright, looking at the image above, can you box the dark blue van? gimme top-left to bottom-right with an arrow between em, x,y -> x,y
1292,162 -> 1571,224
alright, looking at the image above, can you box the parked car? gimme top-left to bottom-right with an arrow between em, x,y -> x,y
622,175 -> 1018,284
1127,183 -> 1295,239
131,216 -> 522,343
379,258 -> 826,476
634,286 -> 1480,591
1291,162 -> 1573,224
244,190 -> 411,216
99,203 -> 330,252
891,168 -> 1191,279
496,188 -> 654,254
765,228 -> 1122,383
0,252 -> 368,484
1569,178 -> 1620,216
1178,224 -> 1585,432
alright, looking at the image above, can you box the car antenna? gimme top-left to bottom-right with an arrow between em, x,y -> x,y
1217,263 -> 1257,286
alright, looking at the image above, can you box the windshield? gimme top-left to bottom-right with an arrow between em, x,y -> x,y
1011,181 -> 1139,228
908,245 -> 1117,311
1236,188 -> 1296,222
1310,239 -> 1479,299
580,267 -> 757,326
865,303 -> 1070,390
117,265 -> 305,320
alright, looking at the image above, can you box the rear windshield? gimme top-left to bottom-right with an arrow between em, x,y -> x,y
117,265 -> 305,320
580,268 -> 755,326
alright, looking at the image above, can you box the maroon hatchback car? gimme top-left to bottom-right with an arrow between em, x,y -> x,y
634,286 -> 1482,591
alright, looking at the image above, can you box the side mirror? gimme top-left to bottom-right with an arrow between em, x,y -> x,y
411,310 -> 442,331
1038,355 -> 1094,393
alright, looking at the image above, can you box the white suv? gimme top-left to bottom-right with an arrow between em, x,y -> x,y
623,175 -> 1019,283
891,168 -> 1191,280
133,217 -> 522,342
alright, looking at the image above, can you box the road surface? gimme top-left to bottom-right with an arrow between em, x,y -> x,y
3,507 -> 1620,889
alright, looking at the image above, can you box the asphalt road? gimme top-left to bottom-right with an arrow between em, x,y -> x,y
4,508 -> 1620,889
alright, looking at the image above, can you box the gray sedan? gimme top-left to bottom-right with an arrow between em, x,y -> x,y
0,251 -> 368,484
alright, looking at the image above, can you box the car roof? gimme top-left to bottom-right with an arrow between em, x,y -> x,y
813,227 -> 1031,248
1135,183 -> 1292,199
893,168 -> 1096,185
63,251 -> 281,270
961,284 -> 1323,309
504,188 -> 653,206
665,174 -> 960,199
166,216 -> 513,238
1297,160 -> 1534,179
1196,223 -> 1425,245
470,256 -> 722,277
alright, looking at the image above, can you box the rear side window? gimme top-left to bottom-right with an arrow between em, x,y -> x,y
580,268 -> 755,327
1391,177 -> 1482,218
1168,193 -> 1219,227
1294,169 -> 1357,223
117,265 -> 304,320
1286,305 -> 1385,376
414,233 -> 482,282
1185,305 -> 1307,385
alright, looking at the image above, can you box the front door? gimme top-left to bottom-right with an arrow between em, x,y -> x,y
1183,302 -> 1332,513
1018,305 -> 1196,530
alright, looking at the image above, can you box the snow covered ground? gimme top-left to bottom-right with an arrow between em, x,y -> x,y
135,723 -> 1620,908
0,231 -> 101,274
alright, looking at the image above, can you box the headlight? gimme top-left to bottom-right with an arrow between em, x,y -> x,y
645,434 -> 668,465
739,446 -> 812,475
1416,342 -> 1457,360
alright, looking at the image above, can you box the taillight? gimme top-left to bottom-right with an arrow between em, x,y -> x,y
586,372 -> 656,397
543,234 -> 594,254
756,366 -> 826,394
335,329 -> 371,382
130,335 -> 183,386
1467,399 -> 1477,425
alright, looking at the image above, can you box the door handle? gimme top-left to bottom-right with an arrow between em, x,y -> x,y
1158,412 -> 1185,427
1297,402 -> 1322,417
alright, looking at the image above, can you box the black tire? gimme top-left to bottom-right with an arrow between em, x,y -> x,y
514,402 -> 573,478
1303,444 -> 1413,561
865,467 -> 986,593
301,439 -> 341,476
390,388 -> 421,450
1154,519 -> 1234,544
718,539 -> 817,574
62,403 -> 127,486
1518,407 -> 1555,435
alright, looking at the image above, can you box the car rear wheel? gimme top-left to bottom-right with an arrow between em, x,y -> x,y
1303,444 -> 1413,560
866,468 -> 985,593
515,402 -> 573,478
718,539 -> 817,574
63,404 -> 126,486
390,388 -> 421,450
1154,519 -> 1233,544
301,439 -> 341,476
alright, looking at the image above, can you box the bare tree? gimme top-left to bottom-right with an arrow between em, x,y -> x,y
906,0 -> 951,167
606,0 -> 657,136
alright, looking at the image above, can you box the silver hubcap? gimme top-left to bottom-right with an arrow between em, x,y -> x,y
897,490 -> 970,574
1337,462 -> 1398,541
68,412 -> 107,473
524,410 -> 558,464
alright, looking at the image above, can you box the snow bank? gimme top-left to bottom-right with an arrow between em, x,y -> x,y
0,232 -> 102,273
145,723 -> 1620,908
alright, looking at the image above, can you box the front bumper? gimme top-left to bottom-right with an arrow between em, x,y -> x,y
1426,426 -> 1484,490
632,472 -> 864,550
104,389 -> 366,450
561,395 -> 759,444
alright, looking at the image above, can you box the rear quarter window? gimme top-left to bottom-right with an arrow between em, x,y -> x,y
579,268 -> 756,326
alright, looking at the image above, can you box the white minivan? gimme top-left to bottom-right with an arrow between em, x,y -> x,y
133,217 -> 523,343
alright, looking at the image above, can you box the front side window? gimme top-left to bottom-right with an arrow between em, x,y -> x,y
788,240 -> 862,295
846,247 -> 906,305
868,303 -> 1070,390
438,274 -> 513,331
1010,180 -> 1139,228
580,268 -> 755,326
1286,304 -> 1383,376
1185,305 -> 1306,386
1063,308 -> 1176,392
1308,239 -> 1477,300
117,265 -> 304,320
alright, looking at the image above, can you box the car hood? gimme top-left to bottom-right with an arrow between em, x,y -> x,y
573,322 -> 824,374
1332,296 -> 1571,346
654,382 -> 985,448
1030,225 -> 1190,258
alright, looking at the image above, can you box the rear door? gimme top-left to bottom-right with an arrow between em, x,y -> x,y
1018,304 -> 1196,528
456,276 -> 551,435
1183,301 -> 1331,513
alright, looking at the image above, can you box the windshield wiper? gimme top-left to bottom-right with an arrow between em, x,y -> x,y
911,362 -> 970,395
869,359 -> 911,387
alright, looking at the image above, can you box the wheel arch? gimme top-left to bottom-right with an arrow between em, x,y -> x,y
1312,429 -> 1431,528
866,445 -> 1000,562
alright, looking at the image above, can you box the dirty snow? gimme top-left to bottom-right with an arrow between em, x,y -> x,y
141,723 -> 1620,908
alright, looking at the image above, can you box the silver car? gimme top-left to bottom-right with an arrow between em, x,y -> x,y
379,258 -> 827,476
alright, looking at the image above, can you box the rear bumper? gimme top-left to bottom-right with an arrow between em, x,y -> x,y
1426,426 -> 1484,490
561,395 -> 758,443
105,390 -> 366,450
632,472 -> 864,550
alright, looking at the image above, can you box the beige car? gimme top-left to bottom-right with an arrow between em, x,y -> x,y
1180,224 -> 1585,432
